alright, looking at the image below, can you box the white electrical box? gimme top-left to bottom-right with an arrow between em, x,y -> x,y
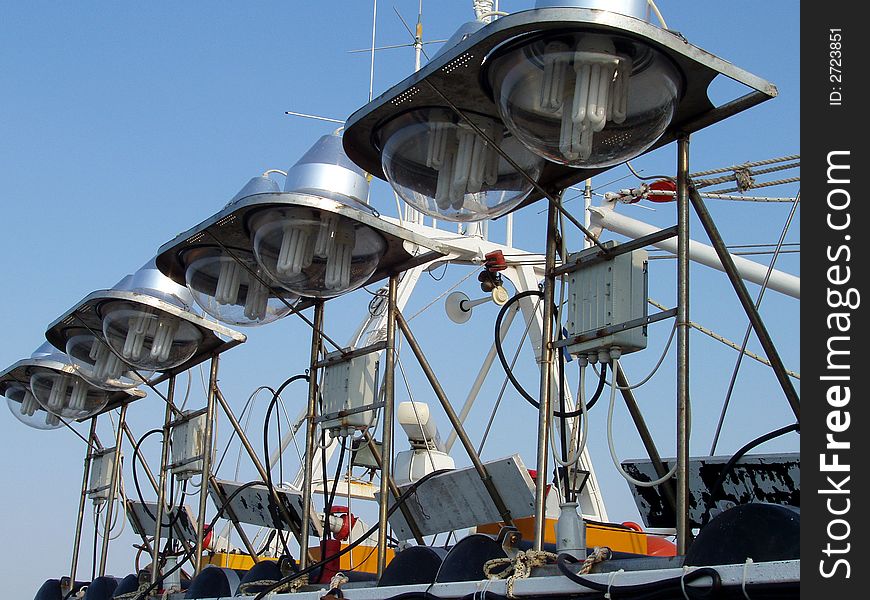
321,352 -> 379,435
87,447 -> 118,506
170,411 -> 206,481
565,241 -> 648,358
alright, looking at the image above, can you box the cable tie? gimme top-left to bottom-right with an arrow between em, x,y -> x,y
605,568 -> 623,599
680,566 -> 692,600
742,557 -> 754,599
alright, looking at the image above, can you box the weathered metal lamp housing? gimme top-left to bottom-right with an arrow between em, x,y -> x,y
1,343 -> 145,426
343,5 -> 777,213
45,261 -> 246,385
156,133 -> 447,302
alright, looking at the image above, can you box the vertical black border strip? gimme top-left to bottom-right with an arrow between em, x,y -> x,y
802,2 -> 867,595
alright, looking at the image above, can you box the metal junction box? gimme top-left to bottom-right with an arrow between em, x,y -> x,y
564,241 -> 648,358
321,352 -> 379,433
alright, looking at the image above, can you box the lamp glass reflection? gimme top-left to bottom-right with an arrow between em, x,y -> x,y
379,108 -> 544,222
184,248 -> 296,327
101,301 -> 203,371
29,368 -> 111,420
65,331 -> 150,390
4,381 -> 64,430
250,206 -> 386,298
487,31 -> 681,168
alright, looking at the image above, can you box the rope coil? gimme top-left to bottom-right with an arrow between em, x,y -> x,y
483,550 -> 559,597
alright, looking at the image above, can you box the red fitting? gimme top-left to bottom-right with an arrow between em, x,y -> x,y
647,179 -> 677,203
484,250 -> 507,272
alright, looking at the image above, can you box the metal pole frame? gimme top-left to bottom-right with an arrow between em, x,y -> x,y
68,417 -> 99,591
213,385 -> 312,548
533,197 -> 560,550
687,185 -> 801,422
394,309 -> 515,528
376,276 -> 399,577
150,375 -> 176,586
99,403 -> 128,576
121,423 -> 195,561
299,301 -> 325,569
194,355 -> 220,575
676,135 -> 692,553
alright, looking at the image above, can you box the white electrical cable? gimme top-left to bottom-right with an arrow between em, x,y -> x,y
594,321 -> 676,391
647,0 -> 668,28
606,357 -> 678,487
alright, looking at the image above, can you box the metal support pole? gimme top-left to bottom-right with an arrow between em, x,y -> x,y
69,418 -> 99,588
99,404 -> 128,576
614,363 -> 677,514
394,310 -> 515,528
122,424 -> 195,559
676,135 -> 692,554
207,475 -> 261,563
194,355 -> 220,575
687,186 -> 801,422
299,301 -> 325,569
213,386 -> 311,545
377,276 -> 399,577
151,376 -> 176,586
534,199 -> 559,550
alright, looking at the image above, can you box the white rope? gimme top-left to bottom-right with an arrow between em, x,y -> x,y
473,0 -> 494,21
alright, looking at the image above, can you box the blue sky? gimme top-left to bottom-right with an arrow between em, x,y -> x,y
0,1 -> 799,595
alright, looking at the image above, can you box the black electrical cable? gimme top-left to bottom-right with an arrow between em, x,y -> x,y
557,552 -> 722,599
494,290 -> 607,418
252,468 -> 454,600
130,428 -> 187,530
315,435 -> 347,583
701,422 -> 800,526
263,374 -> 310,560
131,479 -> 268,600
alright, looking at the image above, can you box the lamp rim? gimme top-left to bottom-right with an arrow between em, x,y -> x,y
44,289 -> 246,378
0,358 -> 146,419
343,6 -> 777,203
155,191 -> 449,299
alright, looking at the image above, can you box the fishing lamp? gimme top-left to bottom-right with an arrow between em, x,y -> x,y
45,261 -> 246,381
155,132 -> 447,301
1,343 -> 144,426
343,0 -> 777,213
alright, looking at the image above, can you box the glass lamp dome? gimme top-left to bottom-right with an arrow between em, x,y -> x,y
249,132 -> 388,298
184,247 -> 296,327
486,30 -> 682,168
250,206 -> 386,298
3,381 -> 64,430
98,261 -> 206,372
65,329 -> 150,390
379,108 -> 544,222
101,301 -> 204,372
29,367 -> 111,421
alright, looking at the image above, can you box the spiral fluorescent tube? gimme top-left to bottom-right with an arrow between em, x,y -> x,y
275,214 -> 356,292
123,313 -> 178,363
19,390 -> 39,417
540,36 -> 632,162
89,340 -> 124,382
427,121 -> 501,211
213,259 -> 270,321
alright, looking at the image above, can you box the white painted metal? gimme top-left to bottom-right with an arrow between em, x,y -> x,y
588,205 -> 800,298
